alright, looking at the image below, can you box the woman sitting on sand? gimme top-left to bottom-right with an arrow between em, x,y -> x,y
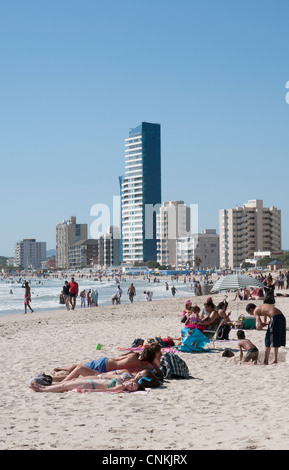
51,343 -> 163,383
193,300 -> 220,333
29,369 -> 160,393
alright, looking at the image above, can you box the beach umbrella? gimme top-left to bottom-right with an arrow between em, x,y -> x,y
211,274 -> 264,293
210,274 -> 265,317
210,274 -> 264,315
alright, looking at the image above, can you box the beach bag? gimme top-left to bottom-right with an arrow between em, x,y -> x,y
216,324 -> 231,340
178,328 -> 210,352
160,352 -> 190,379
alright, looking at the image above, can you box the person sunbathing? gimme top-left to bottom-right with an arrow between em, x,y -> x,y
51,343 -> 162,382
29,370 -> 160,393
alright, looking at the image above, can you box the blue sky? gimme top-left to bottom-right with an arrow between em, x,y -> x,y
1,0 -> 289,256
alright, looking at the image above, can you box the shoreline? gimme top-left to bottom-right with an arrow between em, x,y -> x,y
0,290 -> 194,320
0,294 -> 203,325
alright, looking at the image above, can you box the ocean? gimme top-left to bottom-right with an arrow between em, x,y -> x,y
0,277 -> 195,317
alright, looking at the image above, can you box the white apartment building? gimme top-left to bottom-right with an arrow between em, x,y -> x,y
176,230 -> 219,269
157,201 -> 191,267
14,239 -> 46,269
120,122 -> 161,263
219,199 -> 281,269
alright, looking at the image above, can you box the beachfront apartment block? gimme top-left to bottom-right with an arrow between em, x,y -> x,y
156,201 -> 191,267
56,216 -> 88,269
176,230 -> 220,269
219,199 -> 281,269
68,239 -> 99,268
119,122 -> 161,264
68,226 -> 120,269
14,238 -> 46,269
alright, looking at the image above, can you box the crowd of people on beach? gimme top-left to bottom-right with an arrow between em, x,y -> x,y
58,277 -> 99,311
178,272 -> 287,365
28,270 -> 288,395
57,276 -> 203,311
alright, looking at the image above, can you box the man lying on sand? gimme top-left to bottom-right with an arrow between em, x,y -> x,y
51,343 -> 162,382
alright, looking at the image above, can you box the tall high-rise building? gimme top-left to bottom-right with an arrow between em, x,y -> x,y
219,199 -> 281,268
119,122 -> 161,263
14,238 -> 46,269
157,201 -> 191,267
56,216 -> 88,269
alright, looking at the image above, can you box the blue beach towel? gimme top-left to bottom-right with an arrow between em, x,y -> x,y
178,328 -> 210,352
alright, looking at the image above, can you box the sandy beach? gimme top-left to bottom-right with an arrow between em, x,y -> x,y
1,287 -> 289,451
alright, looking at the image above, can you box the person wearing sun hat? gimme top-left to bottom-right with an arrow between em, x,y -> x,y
181,299 -> 193,322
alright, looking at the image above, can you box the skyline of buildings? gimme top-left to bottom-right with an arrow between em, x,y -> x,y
10,124 -> 283,271
11,197 -> 283,271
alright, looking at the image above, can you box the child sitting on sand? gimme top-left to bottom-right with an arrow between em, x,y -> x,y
237,330 -> 259,364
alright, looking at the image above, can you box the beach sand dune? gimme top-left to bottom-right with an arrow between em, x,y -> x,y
1,292 -> 289,450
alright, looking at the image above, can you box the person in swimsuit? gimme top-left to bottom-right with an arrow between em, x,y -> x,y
22,282 -> 34,314
194,300 -> 220,331
51,343 -> 163,382
127,283 -> 136,303
29,369 -> 160,393
237,330 -> 259,364
246,303 -> 286,365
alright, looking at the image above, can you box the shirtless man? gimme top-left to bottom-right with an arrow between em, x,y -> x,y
51,343 -> 162,382
246,303 -> 286,365
127,283 -> 136,303
22,281 -> 34,314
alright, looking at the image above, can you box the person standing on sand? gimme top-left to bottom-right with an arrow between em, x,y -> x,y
69,277 -> 79,310
80,289 -> 86,308
62,281 -> 70,311
263,276 -> 277,305
22,281 -> 34,313
246,303 -> 286,365
87,289 -> 92,307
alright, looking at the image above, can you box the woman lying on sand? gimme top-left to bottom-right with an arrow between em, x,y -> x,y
51,343 -> 162,382
29,369 -> 160,393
